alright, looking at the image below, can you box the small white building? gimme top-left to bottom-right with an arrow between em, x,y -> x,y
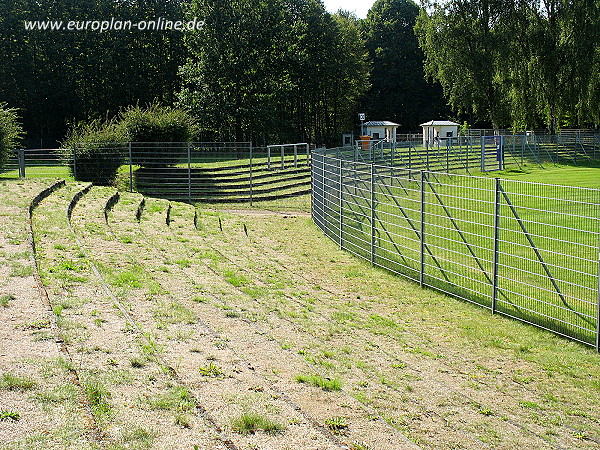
420,120 -> 460,146
363,121 -> 399,142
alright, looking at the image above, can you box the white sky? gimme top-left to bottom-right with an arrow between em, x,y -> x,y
321,0 -> 376,18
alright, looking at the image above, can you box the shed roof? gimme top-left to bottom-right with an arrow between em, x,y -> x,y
364,121 -> 400,127
420,120 -> 460,127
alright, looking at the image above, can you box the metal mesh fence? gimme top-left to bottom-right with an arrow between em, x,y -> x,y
0,142 -> 312,203
324,132 -> 600,173
312,150 -> 600,350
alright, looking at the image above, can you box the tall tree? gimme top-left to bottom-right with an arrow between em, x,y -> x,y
504,0 -> 599,132
0,0 -> 187,146
415,0 -> 599,131
362,0 -> 448,130
414,0 -> 510,129
179,0 -> 370,146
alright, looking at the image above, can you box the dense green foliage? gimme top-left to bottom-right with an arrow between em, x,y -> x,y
360,0 -> 449,130
62,104 -> 198,178
62,119 -> 127,185
119,104 -> 198,167
2,0 -> 595,146
179,0 -> 370,146
415,0 -> 600,131
0,0 -> 187,146
0,103 -> 24,170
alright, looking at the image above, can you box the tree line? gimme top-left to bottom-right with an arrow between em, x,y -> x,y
415,0 -> 600,133
0,0 -> 597,150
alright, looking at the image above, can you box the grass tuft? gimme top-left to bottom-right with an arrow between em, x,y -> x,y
295,374 -> 342,391
231,412 -> 285,435
0,373 -> 36,391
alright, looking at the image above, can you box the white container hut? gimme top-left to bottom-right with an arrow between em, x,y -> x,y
420,120 -> 460,146
363,121 -> 399,142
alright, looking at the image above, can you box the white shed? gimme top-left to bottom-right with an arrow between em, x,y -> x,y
363,121 -> 399,142
420,120 -> 460,146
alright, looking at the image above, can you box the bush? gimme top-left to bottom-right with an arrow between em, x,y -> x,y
0,103 -> 24,170
118,104 -> 198,167
62,119 -> 127,185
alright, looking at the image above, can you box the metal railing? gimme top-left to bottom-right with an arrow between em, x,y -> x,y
312,150 -> 600,350
326,132 -> 599,173
1,142 -> 312,204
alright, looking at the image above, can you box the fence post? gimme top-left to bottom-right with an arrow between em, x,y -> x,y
306,143 -> 310,166
187,142 -> 192,203
18,149 -> 25,178
281,145 -> 285,170
128,142 -> 133,193
267,145 -> 271,170
339,158 -> 343,250
597,234 -> 600,352
492,178 -> 501,313
73,146 -> 77,180
420,170 -> 426,287
371,163 -> 376,266
250,143 -> 253,207
294,144 -> 298,168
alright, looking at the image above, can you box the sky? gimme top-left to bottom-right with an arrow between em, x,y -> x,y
321,0 -> 375,19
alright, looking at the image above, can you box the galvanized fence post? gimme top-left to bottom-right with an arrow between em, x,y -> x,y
18,149 -> 25,178
371,162 -> 376,266
597,225 -> 600,353
306,143 -> 310,167
597,242 -> 600,352
281,145 -> 285,170
420,170 -> 426,287
492,178 -> 501,313
128,142 -> 133,193
187,142 -> 192,203
249,143 -> 254,207
294,144 -> 298,168
73,146 -> 77,180
339,158 -> 343,250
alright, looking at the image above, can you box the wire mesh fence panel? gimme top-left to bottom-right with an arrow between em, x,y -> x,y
372,166 -> 422,280
496,180 -> 600,345
422,172 -> 496,306
312,148 -> 600,349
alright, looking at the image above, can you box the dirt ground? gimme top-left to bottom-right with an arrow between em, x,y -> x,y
1,179 -> 599,450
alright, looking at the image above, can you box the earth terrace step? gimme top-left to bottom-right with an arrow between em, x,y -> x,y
137,176 -> 310,191
140,180 -> 311,198
134,168 -> 310,183
134,166 -> 310,180
195,188 -> 312,204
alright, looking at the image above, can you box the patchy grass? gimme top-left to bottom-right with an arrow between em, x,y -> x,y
146,386 -> 195,411
325,416 -> 349,434
0,410 -> 20,421
0,372 -> 37,391
295,374 -> 342,391
230,412 -> 285,435
0,293 -> 15,307
198,363 -> 224,378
